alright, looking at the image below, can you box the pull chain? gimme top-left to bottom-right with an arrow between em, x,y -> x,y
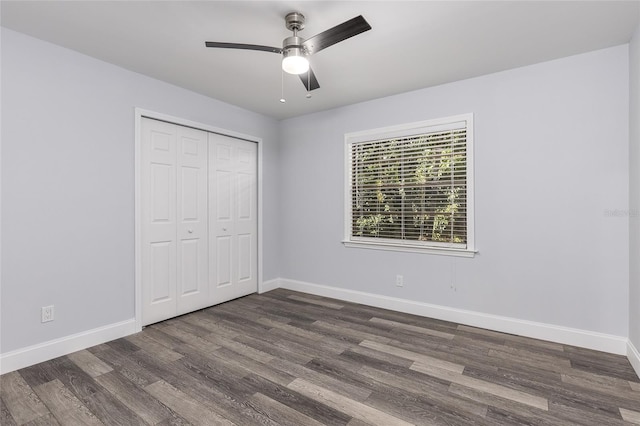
280,67 -> 286,103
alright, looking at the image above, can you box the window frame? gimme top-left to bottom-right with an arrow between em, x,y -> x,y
343,113 -> 476,257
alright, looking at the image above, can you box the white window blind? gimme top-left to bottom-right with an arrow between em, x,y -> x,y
345,114 -> 474,255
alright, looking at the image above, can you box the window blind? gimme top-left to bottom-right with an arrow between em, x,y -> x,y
349,125 -> 468,248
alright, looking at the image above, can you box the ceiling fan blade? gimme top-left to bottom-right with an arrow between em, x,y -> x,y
302,15 -> 371,55
205,41 -> 282,54
299,67 -> 320,91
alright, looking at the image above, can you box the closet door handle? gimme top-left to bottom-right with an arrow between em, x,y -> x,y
188,229 -> 194,234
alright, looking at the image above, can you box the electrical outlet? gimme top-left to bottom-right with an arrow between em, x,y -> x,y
41,305 -> 54,323
396,275 -> 404,287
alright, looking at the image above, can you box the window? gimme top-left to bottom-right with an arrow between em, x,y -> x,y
344,114 -> 475,257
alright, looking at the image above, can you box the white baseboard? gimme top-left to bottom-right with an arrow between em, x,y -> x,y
259,278 -> 281,294
0,319 -> 137,374
278,278 -> 629,356
2,281 -> 632,375
628,340 -> 640,378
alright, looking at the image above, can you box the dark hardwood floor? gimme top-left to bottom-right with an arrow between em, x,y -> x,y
2,289 -> 639,425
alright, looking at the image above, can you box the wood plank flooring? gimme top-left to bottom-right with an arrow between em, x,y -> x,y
2,289 -> 639,425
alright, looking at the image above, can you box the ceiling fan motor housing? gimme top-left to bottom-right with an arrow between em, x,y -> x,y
285,12 -> 305,32
283,13 -> 308,58
283,36 -> 306,54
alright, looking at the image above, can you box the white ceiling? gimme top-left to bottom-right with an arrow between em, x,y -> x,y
2,1 -> 639,120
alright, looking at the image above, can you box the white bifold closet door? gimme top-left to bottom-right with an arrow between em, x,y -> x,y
141,118 -> 257,326
141,118 -> 209,326
209,133 -> 258,305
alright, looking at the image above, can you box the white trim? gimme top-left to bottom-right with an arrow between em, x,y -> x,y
257,141 -> 264,299
2,280 -> 632,374
134,110 -> 143,332
628,340 -> 640,379
343,241 -> 477,257
134,108 -> 264,330
135,108 -> 263,143
259,278 -> 281,294
278,278 -> 628,355
0,319 -> 137,374
466,114 -> 475,251
343,113 -> 475,256
345,115 -> 470,143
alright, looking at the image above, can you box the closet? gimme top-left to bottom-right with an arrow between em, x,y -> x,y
140,117 -> 257,326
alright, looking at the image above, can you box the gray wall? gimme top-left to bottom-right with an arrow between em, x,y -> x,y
630,21 -> 640,351
279,45 -> 630,336
0,28 -> 280,353
1,24 -> 634,358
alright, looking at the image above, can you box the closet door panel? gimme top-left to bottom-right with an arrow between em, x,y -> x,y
216,236 -> 232,286
209,134 -> 257,305
234,140 -> 257,290
176,126 -> 209,315
149,241 -> 173,302
141,119 -> 178,325
238,234 -> 252,282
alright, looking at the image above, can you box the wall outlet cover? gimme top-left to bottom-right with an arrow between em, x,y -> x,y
41,305 -> 54,323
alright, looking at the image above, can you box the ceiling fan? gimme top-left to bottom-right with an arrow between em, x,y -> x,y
205,12 -> 371,92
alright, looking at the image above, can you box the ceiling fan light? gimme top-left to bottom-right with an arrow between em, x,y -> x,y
282,48 -> 309,74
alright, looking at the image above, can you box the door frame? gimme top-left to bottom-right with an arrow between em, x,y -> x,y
134,108 -> 264,332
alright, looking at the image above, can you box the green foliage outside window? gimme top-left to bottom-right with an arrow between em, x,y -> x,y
351,130 -> 467,246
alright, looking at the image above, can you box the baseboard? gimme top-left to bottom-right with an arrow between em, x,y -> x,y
2,281 -> 630,375
278,278 -> 629,356
0,319 -> 137,374
259,278 -> 281,294
628,340 -> 640,378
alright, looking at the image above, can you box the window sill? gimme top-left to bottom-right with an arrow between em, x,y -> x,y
342,240 -> 477,258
